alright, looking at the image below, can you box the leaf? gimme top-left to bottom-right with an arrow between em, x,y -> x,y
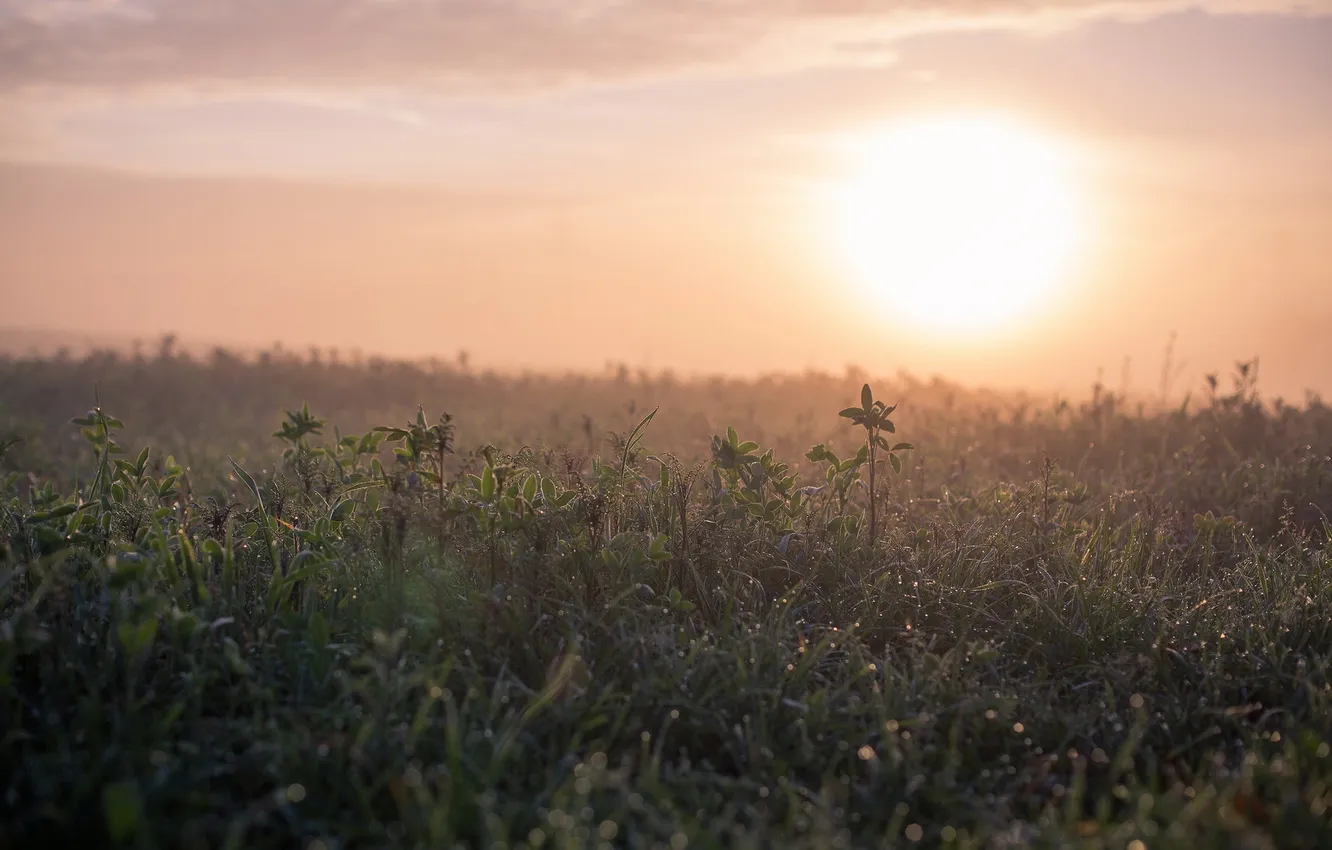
102,781 -> 142,845
892,443 -> 914,452
890,454 -> 902,474
737,441 -> 759,455
626,408 -> 658,453
107,556 -> 148,589
838,407 -> 863,420
522,475 -> 538,504
45,502 -> 78,520
861,384 -> 873,412
116,619 -> 158,657
309,612 -> 331,650
330,499 -> 355,522
480,466 -> 496,501
228,458 -> 262,507
281,562 -> 327,587
648,534 -> 670,561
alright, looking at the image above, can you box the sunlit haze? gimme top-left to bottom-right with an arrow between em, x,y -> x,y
2,2 -> 1331,397
828,114 -> 1083,335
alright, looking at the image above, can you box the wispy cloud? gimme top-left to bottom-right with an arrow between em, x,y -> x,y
1,0 -> 1328,97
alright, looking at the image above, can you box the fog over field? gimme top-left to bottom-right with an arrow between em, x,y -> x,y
2,5 -> 1331,395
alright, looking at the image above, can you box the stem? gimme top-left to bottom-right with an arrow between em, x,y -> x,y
488,521 -> 497,588
88,412 -> 111,502
437,445 -> 446,554
867,427 -> 878,545
1041,456 -> 1052,533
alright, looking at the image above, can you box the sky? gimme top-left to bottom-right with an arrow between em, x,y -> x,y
1,0 -> 1330,398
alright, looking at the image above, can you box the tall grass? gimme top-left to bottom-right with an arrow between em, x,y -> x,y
2,351 -> 1332,847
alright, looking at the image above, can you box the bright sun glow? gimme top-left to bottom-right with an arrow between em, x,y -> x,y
830,114 -> 1084,334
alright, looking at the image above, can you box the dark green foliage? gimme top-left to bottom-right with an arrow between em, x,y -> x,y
2,351 -> 1332,847
839,383 -> 912,544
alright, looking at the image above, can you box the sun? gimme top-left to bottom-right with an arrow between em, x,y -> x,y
828,114 -> 1084,334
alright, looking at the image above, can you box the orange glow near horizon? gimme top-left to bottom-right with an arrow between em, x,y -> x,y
2,10 -> 1331,398
827,114 -> 1086,335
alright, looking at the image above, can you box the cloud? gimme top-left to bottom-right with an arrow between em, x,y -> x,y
1,0 -> 1328,97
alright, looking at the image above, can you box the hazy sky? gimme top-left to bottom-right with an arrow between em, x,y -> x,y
2,1 -> 1330,397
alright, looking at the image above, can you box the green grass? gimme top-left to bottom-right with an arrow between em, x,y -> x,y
3,351 -> 1332,848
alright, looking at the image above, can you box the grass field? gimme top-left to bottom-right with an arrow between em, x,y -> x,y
3,348 -> 1332,848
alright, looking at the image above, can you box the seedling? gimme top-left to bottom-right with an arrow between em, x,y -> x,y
839,383 -> 912,544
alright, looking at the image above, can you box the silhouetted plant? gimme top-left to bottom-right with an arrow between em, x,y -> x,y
838,383 -> 912,544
